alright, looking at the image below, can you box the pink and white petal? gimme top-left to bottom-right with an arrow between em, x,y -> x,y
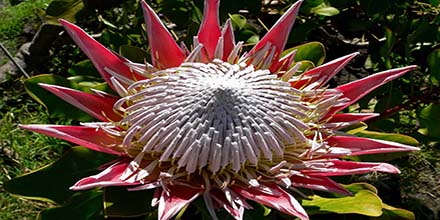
292,52 -> 359,89
141,1 -> 185,68
221,19 -> 235,61
19,125 -> 123,155
302,160 -> 401,176
248,0 -> 303,65
326,136 -> 419,156
39,84 -> 121,122
198,0 -> 221,60
158,185 -> 203,220
326,65 -> 417,116
59,20 -> 143,90
71,159 -> 139,190
290,175 -> 351,195
231,184 -> 309,220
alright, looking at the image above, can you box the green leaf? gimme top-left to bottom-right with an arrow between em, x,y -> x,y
119,45 -> 148,63
427,49 -> 440,86
302,190 -> 383,217
372,203 -> 415,220
104,187 -> 155,218
355,130 -> 419,146
4,147 -> 115,204
38,191 -> 104,220
418,103 -> 440,137
343,182 -> 378,194
45,0 -> 84,24
310,4 -> 340,16
229,14 -> 247,30
67,60 -> 101,77
283,42 -> 326,66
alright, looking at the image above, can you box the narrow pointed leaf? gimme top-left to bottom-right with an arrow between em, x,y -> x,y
158,185 -> 203,220
248,0 -> 303,63
198,0 -> 221,60
231,184 -> 309,220
39,83 -> 121,122
59,19 -> 142,90
20,125 -> 123,155
326,136 -> 419,157
141,1 -> 185,68
302,160 -> 400,176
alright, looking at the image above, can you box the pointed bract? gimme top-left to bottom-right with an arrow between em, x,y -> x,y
158,185 -> 203,220
39,84 -> 121,122
248,0 -> 302,64
326,136 -> 419,156
19,125 -> 123,155
141,1 -> 185,68
327,65 -> 417,116
302,160 -> 401,176
232,184 -> 309,220
290,175 -> 351,195
221,19 -> 235,61
326,113 -> 379,124
71,159 -> 139,190
198,0 -> 221,60
292,52 -> 359,89
59,19 -> 141,91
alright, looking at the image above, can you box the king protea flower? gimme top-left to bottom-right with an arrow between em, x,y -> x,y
21,0 -> 418,219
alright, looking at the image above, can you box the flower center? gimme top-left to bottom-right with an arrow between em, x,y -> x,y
117,59 -> 313,174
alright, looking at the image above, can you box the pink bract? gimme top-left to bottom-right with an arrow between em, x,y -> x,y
21,0 -> 418,220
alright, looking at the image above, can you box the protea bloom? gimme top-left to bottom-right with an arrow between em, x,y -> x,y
21,0 -> 418,219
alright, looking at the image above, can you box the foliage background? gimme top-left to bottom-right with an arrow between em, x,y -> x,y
0,0 -> 439,219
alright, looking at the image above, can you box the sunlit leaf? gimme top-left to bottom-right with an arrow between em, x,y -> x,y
283,42 -> 326,66
302,190 -> 383,216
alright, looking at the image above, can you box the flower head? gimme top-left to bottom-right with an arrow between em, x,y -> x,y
21,0 -> 418,219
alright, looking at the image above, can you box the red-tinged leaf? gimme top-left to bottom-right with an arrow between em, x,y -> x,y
19,125 -> 123,155
290,175 -> 351,195
158,185 -> 203,220
302,160 -> 400,176
326,136 -> 419,157
141,1 -> 185,69
248,1 -> 303,65
59,20 -> 143,90
221,19 -> 235,61
39,83 -> 121,122
198,0 -> 221,60
327,65 -> 416,116
231,184 -> 309,220
327,113 -> 379,124
291,52 -> 358,89
71,159 -> 140,190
